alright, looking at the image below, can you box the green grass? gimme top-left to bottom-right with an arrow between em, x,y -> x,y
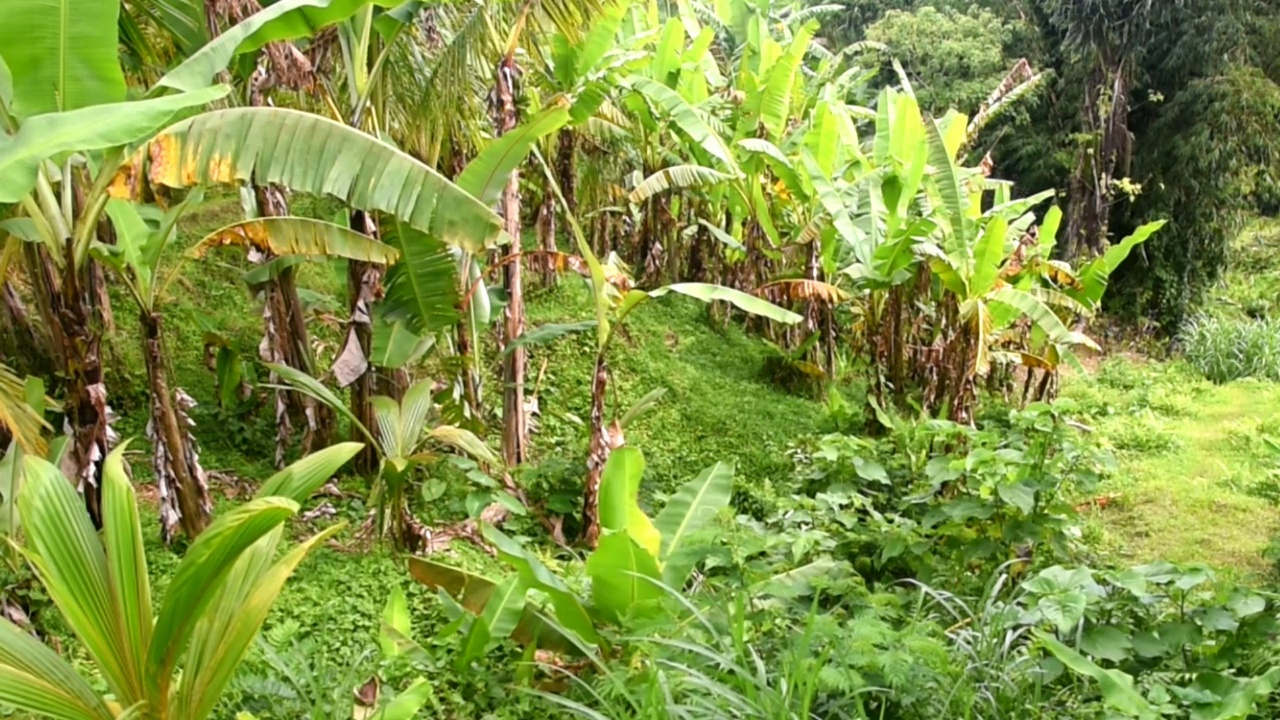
523,280 -> 824,509
1063,357 -> 1280,578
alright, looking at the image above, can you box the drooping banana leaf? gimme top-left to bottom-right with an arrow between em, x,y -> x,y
626,77 -> 740,174
0,86 -> 229,204
148,107 -> 502,252
649,283 -> 803,324
989,287 -> 1099,351
190,217 -> 401,264
1070,220 -> 1166,309
628,165 -> 733,204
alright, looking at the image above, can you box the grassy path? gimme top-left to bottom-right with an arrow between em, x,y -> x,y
1065,360 -> 1280,578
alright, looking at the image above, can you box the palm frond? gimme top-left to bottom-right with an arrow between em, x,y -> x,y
0,365 -> 49,456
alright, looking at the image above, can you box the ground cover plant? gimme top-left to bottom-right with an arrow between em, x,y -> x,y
1,0 -> 1280,718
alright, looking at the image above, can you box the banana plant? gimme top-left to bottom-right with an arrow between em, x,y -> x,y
264,363 -> 500,549
534,146 -> 799,544
0,0 -> 403,520
0,440 -> 362,720
914,109 -> 1165,420
0,61 -> 226,521
403,446 -> 734,665
92,189 -> 399,542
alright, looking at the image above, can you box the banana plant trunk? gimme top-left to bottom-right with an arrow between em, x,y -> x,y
254,185 -> 335,466
495,55 -> 528,467
217,2 -> 330,466
537,188 -> 557,286
556,130 -> 577,216
141,311 -> 212,542
341,210 -> 385,474
581,353 -> 611,547
32,244 -> 113,524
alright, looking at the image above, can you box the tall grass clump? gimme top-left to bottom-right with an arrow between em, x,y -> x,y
1181,315 -> 1280,383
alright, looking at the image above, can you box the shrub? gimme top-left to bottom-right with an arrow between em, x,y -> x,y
773,404 -> 1114,590
0,442 -> 360,720
1181,315 -> 1280,383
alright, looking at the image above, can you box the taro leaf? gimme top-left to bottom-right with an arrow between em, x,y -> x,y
1036,591 -> 1088,636
1227,592 -> 1266,619
1174,565 -> 1213,591
1195,607 -> 1239,634
1109,568 -> 1149,597
1131,631 -> 1167,659
852,458 -> 888,484
1134,561 -> 1179,585
1081,625 -> 1133,663
1157,621 -> 1202,651
1191,667 -> 1280,720
420,479 -> 446,503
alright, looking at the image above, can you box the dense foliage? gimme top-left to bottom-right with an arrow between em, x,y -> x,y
0,0 -> 1277,718
829,0 -> 1280,328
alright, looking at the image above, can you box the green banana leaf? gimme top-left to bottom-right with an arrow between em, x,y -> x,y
149,107 -> 501,252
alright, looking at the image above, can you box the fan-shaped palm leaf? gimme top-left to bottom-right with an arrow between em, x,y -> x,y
0,365 -> 48,456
